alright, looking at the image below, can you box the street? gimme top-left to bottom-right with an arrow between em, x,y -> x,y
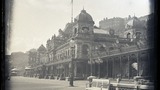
5,76 -> 88,90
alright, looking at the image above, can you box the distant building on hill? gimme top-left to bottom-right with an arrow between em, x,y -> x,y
10,52 -> 29,75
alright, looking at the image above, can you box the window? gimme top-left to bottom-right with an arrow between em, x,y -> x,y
136,32 -> 141,39
82,45 -> 89,56
82,27 -> 89,33
74,28 -> 77,34
127,33 -> 131,39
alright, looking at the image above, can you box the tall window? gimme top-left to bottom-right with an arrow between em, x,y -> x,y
82,44 -> 89,57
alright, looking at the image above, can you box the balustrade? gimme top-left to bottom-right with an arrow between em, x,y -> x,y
91,44 -> 149,59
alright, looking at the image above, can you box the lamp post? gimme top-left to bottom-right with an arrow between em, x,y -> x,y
69,38 -> 75,87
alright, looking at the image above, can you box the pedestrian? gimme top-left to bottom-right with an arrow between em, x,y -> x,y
57,74 -> 60,80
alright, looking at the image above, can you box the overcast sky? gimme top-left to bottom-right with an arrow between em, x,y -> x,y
9,0 -> 152,54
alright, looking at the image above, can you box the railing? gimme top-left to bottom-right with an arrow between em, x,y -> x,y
92,44 -> 151,59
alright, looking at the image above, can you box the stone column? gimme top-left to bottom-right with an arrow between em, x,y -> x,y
148,52 -> 151,76
128,55 -> 130,79
137,53 -> 139,76
64,64 -> 66,77
119,56 -> 122,78
107,59 -> 109,78
113,59 -> 114,78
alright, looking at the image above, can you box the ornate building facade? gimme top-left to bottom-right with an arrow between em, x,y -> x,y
26,9 -> 153,80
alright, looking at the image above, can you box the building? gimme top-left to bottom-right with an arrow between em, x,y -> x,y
99,17 -> 126,36
27,9 -> 153,81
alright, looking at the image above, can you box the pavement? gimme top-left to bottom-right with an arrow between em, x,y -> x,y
5,76 -> 137,90
5,76 -> 88,90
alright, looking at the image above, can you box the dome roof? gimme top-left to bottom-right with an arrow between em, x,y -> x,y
75,9 -> 94,24
125,17 -> 145,29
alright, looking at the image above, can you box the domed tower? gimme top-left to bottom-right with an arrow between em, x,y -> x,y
72,9 -> 95,38
71,9 -> 95,60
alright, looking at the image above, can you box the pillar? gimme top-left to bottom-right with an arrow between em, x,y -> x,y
90,60 -> 93,76
93,62 -> 95,76
64,64 -> 66,77
98,62 -> 100,78
113,59 -> 114,78
137,53 -> 139,76
85,62 -> 88,77
128,55 -> 130,79
148,52 -> 151,76
119,56 -> 122,78
107,59 -> 109,78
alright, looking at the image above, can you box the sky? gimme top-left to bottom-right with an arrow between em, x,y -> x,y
8,0 -> 152,54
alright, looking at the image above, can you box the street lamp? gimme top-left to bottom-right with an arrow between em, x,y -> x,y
69,38 -> 75,87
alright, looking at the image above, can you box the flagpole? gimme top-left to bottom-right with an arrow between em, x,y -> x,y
71,0 -> 73,23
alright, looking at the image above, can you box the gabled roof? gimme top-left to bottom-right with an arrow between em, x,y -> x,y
37,44 -> 46,53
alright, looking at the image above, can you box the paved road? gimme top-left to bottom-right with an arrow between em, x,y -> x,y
5,76 -> 88,90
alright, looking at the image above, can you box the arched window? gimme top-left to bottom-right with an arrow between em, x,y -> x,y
136,32 -> 141,39
82,44 -> 89,57
74,28 -> 77,34
127,33 -> 131,39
